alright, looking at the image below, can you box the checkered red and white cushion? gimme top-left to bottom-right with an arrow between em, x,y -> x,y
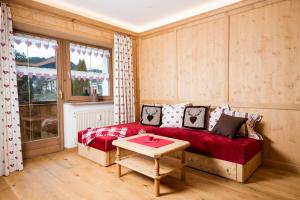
81,127 -> 128,146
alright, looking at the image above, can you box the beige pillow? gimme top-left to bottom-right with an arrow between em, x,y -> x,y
208,104 -> 230,131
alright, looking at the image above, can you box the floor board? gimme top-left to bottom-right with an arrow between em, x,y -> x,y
0,150 -> 299,200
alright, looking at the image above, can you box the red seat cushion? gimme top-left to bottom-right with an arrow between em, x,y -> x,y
78,122 -> 158,152
78,122 -> 262,164
78,131 -> 116,152
148,127 -> 262,165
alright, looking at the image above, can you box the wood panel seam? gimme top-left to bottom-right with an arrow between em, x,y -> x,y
225,14 -> 230,104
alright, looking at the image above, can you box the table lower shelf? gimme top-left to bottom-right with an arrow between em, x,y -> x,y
115,154 -> 184,179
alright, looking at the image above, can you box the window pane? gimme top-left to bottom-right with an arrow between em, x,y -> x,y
15,41 -> 57,103
14,34 -> 58,142
28,44 -> 57,103
70,43 -> 110,97
15,42 -> 30,104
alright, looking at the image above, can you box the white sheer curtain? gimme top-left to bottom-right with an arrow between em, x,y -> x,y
0,3 -> 23,176
113,33 -> 135,124
69,43 -> 110,58
14,33 -> 58,49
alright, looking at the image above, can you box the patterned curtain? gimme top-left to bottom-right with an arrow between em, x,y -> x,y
113,33 -> 135,124
0,3 -> 23,176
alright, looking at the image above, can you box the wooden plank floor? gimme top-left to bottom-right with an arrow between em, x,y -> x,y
0,150 -> 300,200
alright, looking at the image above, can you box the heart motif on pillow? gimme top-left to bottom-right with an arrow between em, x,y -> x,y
147,115 -> 154,122
182,106 -> 208,129
141,105 -> 162,126
190,116 -> 197,124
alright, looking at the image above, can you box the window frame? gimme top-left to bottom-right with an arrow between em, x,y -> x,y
64,41 -> 113,102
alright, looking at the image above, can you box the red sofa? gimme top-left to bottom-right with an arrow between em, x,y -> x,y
78,122 -> 263,182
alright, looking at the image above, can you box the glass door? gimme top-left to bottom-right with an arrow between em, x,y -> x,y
14,33 -> 62,158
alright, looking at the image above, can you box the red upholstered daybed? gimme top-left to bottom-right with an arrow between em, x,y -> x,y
78,122 -> 263,182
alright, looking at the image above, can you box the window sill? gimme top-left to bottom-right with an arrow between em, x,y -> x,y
64,100 -> 113,105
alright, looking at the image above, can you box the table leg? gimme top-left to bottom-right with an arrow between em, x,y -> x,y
116,147 -> 121,178
181,151 -> 186,181
154,158 -> 160,197
154,179 -> 160,197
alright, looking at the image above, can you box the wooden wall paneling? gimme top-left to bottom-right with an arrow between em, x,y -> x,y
72,22 -> 114,47
224,15 -> 230,103
139,0 -> 272,37
226,0 -> 286,17
11,4 -> 74,33
291,0 -> 300,105
229,0 -> 300,107
140,13 -> 226,41
137,0 -> 300,172
139,0 -> 289,37
177,17 -> 227,105
139,31 -> 177,102
229,103 -> 300,111
233,107 -> 300,173
132,38 -> 140,119
139,36 -> 153,101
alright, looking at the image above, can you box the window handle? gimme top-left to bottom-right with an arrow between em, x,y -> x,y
59,90 -> 63,100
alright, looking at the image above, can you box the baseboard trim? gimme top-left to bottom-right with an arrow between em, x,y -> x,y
64,147 -> 78,152
263,159 -> 300,174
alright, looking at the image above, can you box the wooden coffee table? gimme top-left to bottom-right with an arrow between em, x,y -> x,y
112,134 -> 190,197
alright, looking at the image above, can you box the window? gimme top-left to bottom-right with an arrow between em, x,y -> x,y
14,34 -> 58,104
65,42 -> 112,101
14,33 -> 59,142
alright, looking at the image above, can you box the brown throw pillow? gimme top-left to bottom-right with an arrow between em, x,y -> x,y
212,113 -> 247,139
223,109 -> 263,139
